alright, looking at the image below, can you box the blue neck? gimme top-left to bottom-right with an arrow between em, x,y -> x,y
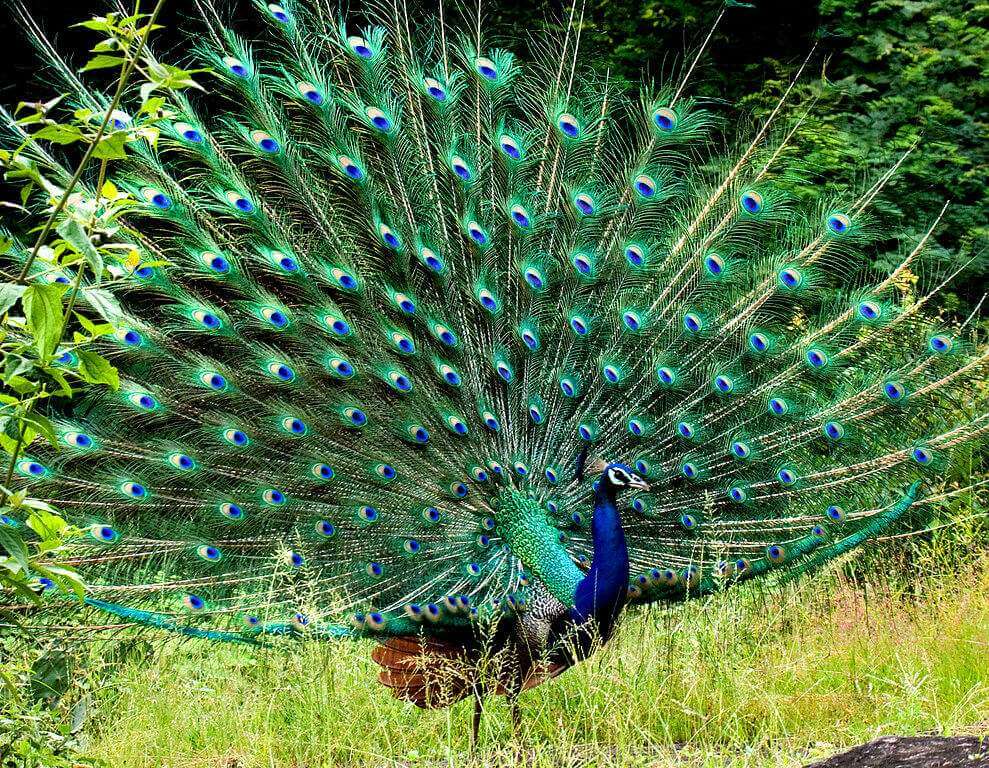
571,479 -> 630,633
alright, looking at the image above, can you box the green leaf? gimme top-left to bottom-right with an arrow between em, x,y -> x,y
57,218 -> 104,279
20,411 -> 59,449
0,282 -> 26,315
21,283 -> 67,361
27,507 -> 67,539
33,563 -> 85,600
81,54 -> 125,71
92,132 -> 129,160
32,123 -> 84,144
0,526 -> 30,573
75,350 -> 119,389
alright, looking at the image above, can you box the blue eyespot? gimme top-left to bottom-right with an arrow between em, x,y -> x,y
824,421 -> 844,440
704,254 -> 724,275
625,244 -> 645,267
740,191 -> 763,214
929,335 -> 953,354
683,313 -> 703,333
827,213 -> 850,234
573,194 -> 594,216
805,348 -> 828,368
652,107 -> 678,131
777,468 -> 797,485
779,268 -> 802,289
347,36 -> 374,58
475,57 -> 498,80
499,135 -> 521,159
557,113 -> 581,138
424,77 -> 447,101
913,447 -> 933,465
749,332 -> 769,352
768,397 -> 788,415
858,301 -> 881,320
657,367 -> 676,386
883,381 -> 906,401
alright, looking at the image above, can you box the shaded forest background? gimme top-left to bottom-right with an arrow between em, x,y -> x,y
4,0 -> 984,311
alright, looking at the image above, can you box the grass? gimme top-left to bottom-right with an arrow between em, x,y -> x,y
76,557 -> 989,768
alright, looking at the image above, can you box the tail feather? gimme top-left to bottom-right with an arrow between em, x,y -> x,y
1,0 -> 984,645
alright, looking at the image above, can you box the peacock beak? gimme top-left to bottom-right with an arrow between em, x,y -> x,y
629,476 -> 650,491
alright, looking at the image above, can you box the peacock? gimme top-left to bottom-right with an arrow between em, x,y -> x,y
2,0 -> 987,742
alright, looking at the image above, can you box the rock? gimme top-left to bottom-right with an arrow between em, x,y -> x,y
807,736 -> 989,768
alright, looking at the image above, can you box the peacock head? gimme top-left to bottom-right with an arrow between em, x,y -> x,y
586,458 -> 650,493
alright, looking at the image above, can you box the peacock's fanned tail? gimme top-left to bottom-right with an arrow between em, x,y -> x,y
3,0 -> 986,642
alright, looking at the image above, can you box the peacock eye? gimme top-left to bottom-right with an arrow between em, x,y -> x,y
779,268 -> 803,289
467,221 -> 488,246
141,187 -> 172,210
510,205 -> 531,228
929,334 -> 953,354
805,348 -> 829,369
201,251 -> 229,273
127,392 -> 158,411
365,107 -> 392,132
222,56 -> 249,78
827,213 -> 850,234
450,155 -> 472,182
858,301 -> 881,320
266,361 -> 296,382
262,488 -> 287,505
173,122 -> 203,143
823,421 -> 845,440
419,246 -> 444,272
224,190 -> 254,213
267,3 -> 289,21
312,463 -> 335,480
557,113 -> 581,138
347,36 -> 374,58
475,57 -> 498,80
499,135 -> 522,160
220,502 -> 244,520
740,190 -> 763,213
523,267 -> 545,290
223,428 -> 249,446
280,416 -> 308,435
477,289 -> 498,313
195,371 -> 224,391
197,544 -> 222,561
89,524 -> 119,543
297,81 -> 324,104
652,107 -> 678,131
337,155 -> 364,180
624,244 -> 646,267
250,130 -> 280,153
330,267 -> 359,291
481,411 -> 500,431
883,380 -> 907,401
447,415 -> 468,435
704,253 -> 725,276
423,77 -> 447,101
316,520 -> 336,537
193,310 -> 222,330
261,306 -> 289,328
572,252 -> 594,276
168,452 -> 197,470
573,192 -> 596,216
439,364 -> 462,386
633,174 -> 657,199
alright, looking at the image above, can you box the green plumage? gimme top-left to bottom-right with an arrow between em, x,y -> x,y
2,0 -> 986,650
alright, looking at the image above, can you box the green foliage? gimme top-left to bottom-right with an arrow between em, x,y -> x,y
0,3 -> 200,608
0,648 -> 103,768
